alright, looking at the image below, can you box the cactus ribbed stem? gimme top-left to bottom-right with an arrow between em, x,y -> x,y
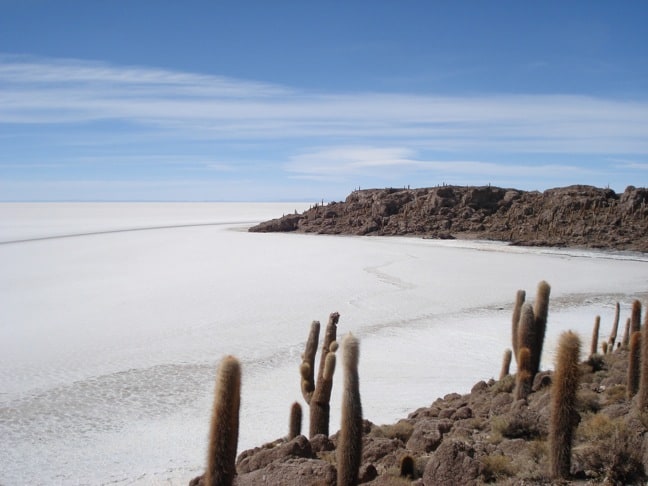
337,333 -> 362,486
205,356 -> 241,486
549,331 -> 581,480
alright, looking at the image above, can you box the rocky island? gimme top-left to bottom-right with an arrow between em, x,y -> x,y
250,185 -> 648,252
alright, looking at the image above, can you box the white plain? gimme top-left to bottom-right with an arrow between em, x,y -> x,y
0,203 -> 646,485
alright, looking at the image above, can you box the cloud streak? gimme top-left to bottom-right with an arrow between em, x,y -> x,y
2,55 -> 648,155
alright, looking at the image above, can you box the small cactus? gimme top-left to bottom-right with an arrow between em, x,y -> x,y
337,333 -> 363,486
499,349 -> 512,380
205,355 -> 241,486
399,455 -> 415,479
288,401 -> 302,440
549,331 -> 581,480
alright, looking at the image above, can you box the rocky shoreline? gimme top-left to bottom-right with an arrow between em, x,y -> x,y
249,184 -> 648,253
190,299 -> 648,485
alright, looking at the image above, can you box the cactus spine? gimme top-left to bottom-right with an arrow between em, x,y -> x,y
549,331 -> 581,480
511,290 -> 526,364
499,348 -> 512,380
337,333 -> 363,486
205,355 -> 241,486
590,315 -> 600,357
628,331 -> 641,399
300,312 -> 339,438
288,401 -> 302,440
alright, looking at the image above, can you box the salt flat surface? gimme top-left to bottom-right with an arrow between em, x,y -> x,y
1,203 -> 647,485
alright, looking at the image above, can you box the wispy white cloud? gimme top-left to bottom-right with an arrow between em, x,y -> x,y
2,55 -> 647,157
285,145 -> 592,180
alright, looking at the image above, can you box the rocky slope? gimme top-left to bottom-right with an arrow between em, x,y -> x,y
249,185 -> 648,252
190,297 -> 648,485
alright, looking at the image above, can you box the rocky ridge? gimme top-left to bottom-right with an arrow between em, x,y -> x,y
249,185 -> 648,252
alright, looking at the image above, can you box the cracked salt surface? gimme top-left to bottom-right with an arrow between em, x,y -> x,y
1,203 -> 647,485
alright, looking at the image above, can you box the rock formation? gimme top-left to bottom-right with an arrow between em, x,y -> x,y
250,185 -> 648,252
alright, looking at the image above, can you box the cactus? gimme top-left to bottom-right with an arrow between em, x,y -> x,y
205,355 -> 241,486
549,331 -> 581,480
337,333 -> 363,486
499,348 -> 512,380
608,302 -> 620,349
628,331 -> 641,399
514,347 -> 533,401
288,401 -> 302,440
590,315 -> 600,357
601,341 -> 608,355
622,317 -> 631,348
631,300 -> 642,334
300,312 -> 339,438
300,320 -> 320,402
531,280 -> 551,375
310,341 -> 337,437
516,303 -> 535,351
399,455 -> 415,479
511,290 -> 526,364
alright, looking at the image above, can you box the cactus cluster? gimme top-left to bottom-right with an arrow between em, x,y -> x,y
509,281 -> 551,399
300,312 -> 340,438
194,293 -> 648,485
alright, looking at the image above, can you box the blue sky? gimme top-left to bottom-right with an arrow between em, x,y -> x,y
1,1 -> 647,201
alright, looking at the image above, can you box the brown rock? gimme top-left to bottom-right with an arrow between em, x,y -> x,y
406,419 -> 452,453
235,458 -> 336,486
236,435 -> 313,474
422,439 -> 483,485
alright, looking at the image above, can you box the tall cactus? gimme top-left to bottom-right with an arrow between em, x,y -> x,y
631,300 -> 642,335
337,333 -> 363,486
205,355 -> 241,486
511,290 -> 526,364
531,280 -> 551,375
628,331 -> 641,399
590,315 -> 600,357
608,302 -> 620,350
549,331 -> 581,480
622,317 -> 631,349
641,312 -> 648,410
300,312 -> 339,437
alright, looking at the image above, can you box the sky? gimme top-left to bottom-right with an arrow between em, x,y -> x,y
1,1 -> 647,202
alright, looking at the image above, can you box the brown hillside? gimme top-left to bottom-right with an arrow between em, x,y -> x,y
250,185 -> 648,252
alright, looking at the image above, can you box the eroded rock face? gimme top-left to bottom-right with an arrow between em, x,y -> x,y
249,184 -> 648,251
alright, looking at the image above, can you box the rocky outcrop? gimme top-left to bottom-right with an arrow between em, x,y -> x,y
189,344 -> 648,485
250,185 -> 648,252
